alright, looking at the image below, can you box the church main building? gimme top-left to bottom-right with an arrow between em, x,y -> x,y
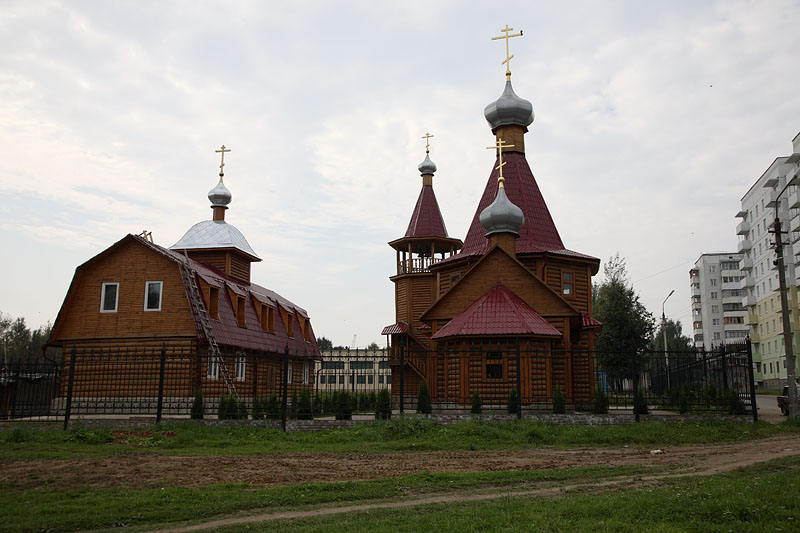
383,28 -> 601,410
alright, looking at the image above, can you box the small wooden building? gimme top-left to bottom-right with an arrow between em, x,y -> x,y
384,68 -> 601,411
49,160 -> 319,408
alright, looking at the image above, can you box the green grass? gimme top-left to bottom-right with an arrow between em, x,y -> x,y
1,417 -> 797,459
756,388 -> 784,396
216,455 -> 800,532
0,465 -> 651,532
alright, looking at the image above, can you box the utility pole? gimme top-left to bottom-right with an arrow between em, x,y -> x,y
662,289 -> 675,390
771,175 -> 798,419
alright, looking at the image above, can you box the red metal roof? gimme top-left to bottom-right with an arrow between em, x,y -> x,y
449,152 -> 596,260
381,321 -> 410,335
432,282 -> 563,339
581,314 -> 602,328
405,184 -> 450,238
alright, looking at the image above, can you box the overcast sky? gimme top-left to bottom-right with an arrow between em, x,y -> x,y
1,1 -> 799,347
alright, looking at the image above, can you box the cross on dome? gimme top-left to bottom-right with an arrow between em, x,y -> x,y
487,138 -> 515,187
422,132 -> 434,154
215,145 -> 231,180
491,25 -> 523,80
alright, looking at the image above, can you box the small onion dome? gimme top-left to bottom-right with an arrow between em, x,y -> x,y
208,179 -> 232,208
479,185 -> 525,236
483,79 -> 534,131
418,153 -> 437,175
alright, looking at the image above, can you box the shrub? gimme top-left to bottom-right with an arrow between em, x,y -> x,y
634,389 -> 649,415
217,394 -> 228,419
336,391 -> 353,420
507,388 -> 520,415
312,393 -> 323,416
726,390 -> 747,415
297,388 -> 313,420
290,390 -> 300,419
375,388 -> 392,420
471,389 -> 482,414
552,386 -> 565,414
252,396 -> 265,420
417,380 -> 432,414
706,382 -> 719,408
592,385 -> 609,414
237,400 -> 249,420
265,393 -> 281,420
678,386 -> 690,414
190,390 -> 204,420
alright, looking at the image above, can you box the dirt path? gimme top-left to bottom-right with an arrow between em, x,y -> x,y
2,435 -> 798,491
147,436 -> 800,532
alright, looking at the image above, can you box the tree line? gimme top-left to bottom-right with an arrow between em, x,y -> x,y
0,312 -> 55,365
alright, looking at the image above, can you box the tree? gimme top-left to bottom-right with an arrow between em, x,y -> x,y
316,337 -> 333,351
650,318 -> 693,352
367,342 -> 380,350
593,254 -> 656,387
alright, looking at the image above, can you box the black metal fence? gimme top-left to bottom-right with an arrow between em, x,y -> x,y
0,341 -> 757,428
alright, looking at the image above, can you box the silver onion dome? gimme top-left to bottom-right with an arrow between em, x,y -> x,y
208,180 -> 232,208
418,153 -> 437,175
483,79 -> 534,132
479,185 -> 525,236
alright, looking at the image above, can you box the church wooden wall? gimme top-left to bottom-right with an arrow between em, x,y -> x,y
394,274 -> 434,329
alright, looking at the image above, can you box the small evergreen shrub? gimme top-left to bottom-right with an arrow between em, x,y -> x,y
190,390 -> 204,420
471,389 -> 482,414
678,386 -> 690,414
634,389 -> 649,415
375,388 -> 392,420
297,388 -> 313,420
290,390 -> 299,419
336,391 -> 353,420
265,393 -> 281,420
592,385 -> 609,414
507,388 -> 520,415
252,396 -> 265,420
312,393 -> 323,416
726,390 -> 747,415
417,380 -> 432,414
552,386 -> 565,414
237,400 -> 248,420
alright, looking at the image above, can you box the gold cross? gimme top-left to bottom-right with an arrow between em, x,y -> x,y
487,138 -> 515,187
422,132 -> 434,154
491,25 -> 523,80
215,145 -> 231,180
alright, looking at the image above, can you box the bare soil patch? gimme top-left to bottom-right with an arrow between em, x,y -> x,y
2,435 -> 797,491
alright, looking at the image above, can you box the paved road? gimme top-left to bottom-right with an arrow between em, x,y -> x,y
756,394 -> 784,421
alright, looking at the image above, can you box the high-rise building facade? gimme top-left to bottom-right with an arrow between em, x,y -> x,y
736,131 -> 800,389
690,253 -> 748,351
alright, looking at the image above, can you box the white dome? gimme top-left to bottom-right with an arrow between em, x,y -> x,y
170,220 -> 260,260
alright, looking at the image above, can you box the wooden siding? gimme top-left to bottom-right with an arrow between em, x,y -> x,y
230,253 -> 251,283
52,239 -> 197,343
187,251 -> 227,273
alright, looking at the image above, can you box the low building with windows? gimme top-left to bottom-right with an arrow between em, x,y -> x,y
690,253 -> 748,351
315,348 -> 390,394
48,155 -> 319,406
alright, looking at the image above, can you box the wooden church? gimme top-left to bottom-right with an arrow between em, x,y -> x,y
383,29 -> 601,410
48,148 -> 319,406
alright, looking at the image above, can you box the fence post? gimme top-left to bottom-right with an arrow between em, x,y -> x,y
515,340 -> 522,419
632,352 -> 640,423
156,345 -> 166,424
746,338 -> 758,423
399,337 -> 405,414
281,345 -> 289,432
720,344 -> 729,391
63,347 -> 77,431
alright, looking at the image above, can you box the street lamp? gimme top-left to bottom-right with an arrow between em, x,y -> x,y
771,171 -> 799,418
662,289 -> 675,389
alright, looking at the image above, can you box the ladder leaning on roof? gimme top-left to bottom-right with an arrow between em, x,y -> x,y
179,250 -> 239,401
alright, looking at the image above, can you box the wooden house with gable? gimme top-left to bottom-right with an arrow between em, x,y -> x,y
383,30 -> 601,410
48,149 -> 319,409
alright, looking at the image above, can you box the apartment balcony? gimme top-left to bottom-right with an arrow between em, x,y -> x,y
746,313 -> 759,325
736,208 -> 748,218
691,287 -> 701,298
736,220 -> 750,235
737,238 -> 752,253
740,257 -> 753,271
742,294 -> 756,307
739,275 -> 755,289
691,301 -> 702,311
789,188 -> 800,209
750,331 -> 761,342
765,189 -> 779,207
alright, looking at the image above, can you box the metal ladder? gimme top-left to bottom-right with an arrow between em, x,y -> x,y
179,251 -> 239,400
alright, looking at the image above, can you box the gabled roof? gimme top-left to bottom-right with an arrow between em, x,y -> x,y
445,152 -> 597,263
405,184 -> 450,239
432,283 -> 562,339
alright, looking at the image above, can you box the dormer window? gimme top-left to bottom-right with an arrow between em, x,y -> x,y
287,313 -> 294,338
236,296 -> 246,327
144,281 -> 163,311
260,303 -> 275,333
208,287 -> 220,320
101,283 -> 119,313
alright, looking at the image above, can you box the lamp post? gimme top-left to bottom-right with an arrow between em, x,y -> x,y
662,289 -> 675,390
771,172 -> 798,419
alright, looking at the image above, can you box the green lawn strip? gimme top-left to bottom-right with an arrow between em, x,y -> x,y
217,455 -> 800,533
1,418 -> 797,459
0,465 -> 652,532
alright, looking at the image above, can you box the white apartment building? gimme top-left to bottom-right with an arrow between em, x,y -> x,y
690,253 -> 748,351
736,131 -> 800,388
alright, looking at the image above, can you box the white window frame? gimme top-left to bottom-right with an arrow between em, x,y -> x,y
144,281 -> 163,311
235,353 -> 246,382
287,361 -> 293,383
303,361 -> 309,384
207,355 -> 219,380
100,282 -> 119,313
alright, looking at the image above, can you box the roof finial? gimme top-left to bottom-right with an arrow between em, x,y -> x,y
422,132 -> 434,154
215,144 -> 231,182
487,138 -> 515,188
491,24 -> 523,81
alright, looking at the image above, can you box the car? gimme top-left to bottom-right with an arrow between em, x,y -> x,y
777,385 -> 800,416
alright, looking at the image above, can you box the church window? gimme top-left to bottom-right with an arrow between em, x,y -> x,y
101,282 -> 119,313
144,281 -> 162,311
236,296 -> 246,327
303,361 -> 310,384
486,350 -> 503,379
207,354 -> 219,380
208,287 -> 220,320
235,353 -> 246,381
562,272 -> 573,296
